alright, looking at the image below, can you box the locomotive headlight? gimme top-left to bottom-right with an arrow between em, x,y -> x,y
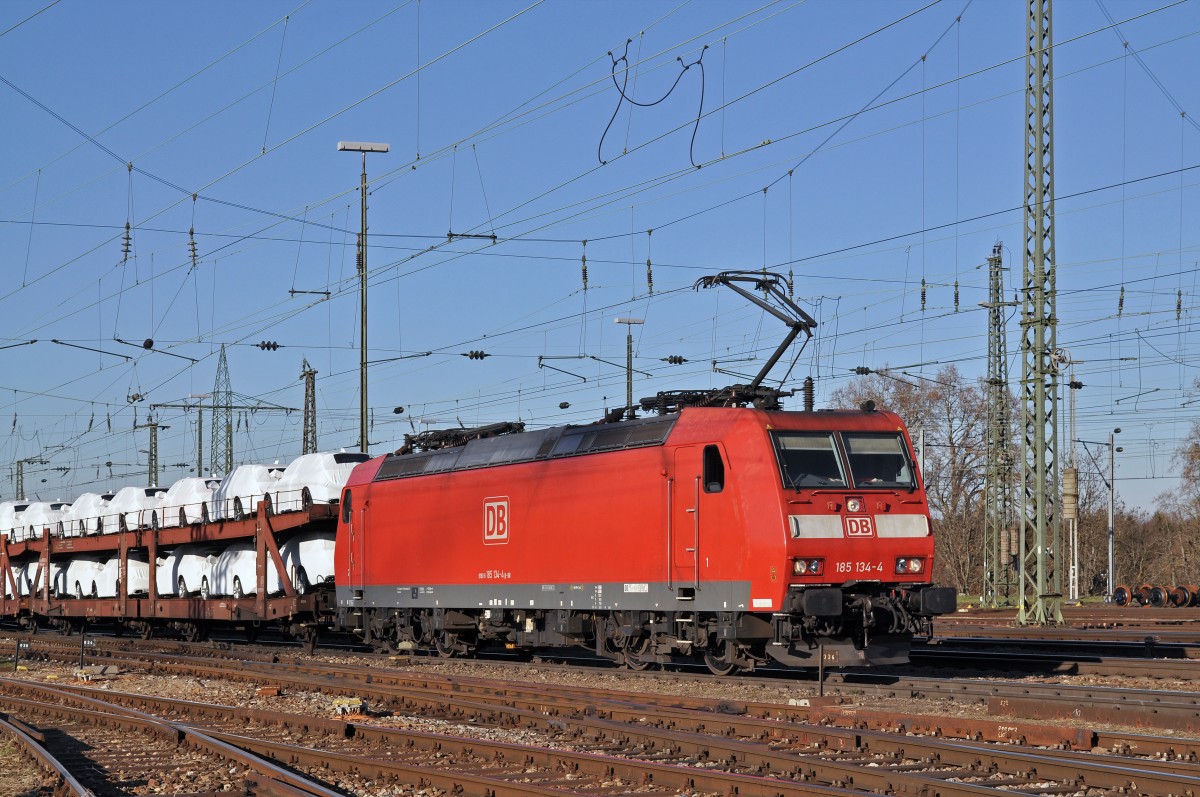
846,497 -> 863,513
895,558 -> 907,574
908,558 -> 924,573
793,558 -> 824,575
896,557 -> 924,574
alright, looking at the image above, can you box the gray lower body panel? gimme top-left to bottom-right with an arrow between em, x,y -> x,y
337,580 -> 754,614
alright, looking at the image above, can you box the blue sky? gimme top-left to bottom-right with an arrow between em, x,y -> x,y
0,0 -> 1196,510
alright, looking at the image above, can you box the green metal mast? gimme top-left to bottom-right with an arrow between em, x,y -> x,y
1018,0 -> 1062,625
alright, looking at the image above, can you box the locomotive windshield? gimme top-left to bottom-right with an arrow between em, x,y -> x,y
772,432 -> 847,488
772,430 -> 916,490
843,433 -> 915,489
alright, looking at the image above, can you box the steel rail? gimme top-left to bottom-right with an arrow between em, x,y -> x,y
0,712 -> 93,797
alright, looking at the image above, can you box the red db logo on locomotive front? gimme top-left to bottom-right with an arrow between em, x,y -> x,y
843,516 -> 875,537
483,497 -> 510,545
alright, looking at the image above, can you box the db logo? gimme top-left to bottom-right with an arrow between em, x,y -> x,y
483,497 -> 510,545
843,516 -> 875,537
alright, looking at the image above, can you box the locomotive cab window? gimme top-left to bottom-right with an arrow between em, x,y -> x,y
843,433 -> 915,488
772,432 -> 846,488
341,490 -> 352,524
703,445 -> 725,493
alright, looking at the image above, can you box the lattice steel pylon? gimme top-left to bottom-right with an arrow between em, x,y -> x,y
300,358 -> 318,455
983,244 -> 1017,608
210,345 -> 233,477
1018,0 -> 1062,625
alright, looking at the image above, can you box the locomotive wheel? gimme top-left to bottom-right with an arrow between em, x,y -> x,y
703,641 -> 741,676
623,636 -> 658,671
434,632 -> 462,658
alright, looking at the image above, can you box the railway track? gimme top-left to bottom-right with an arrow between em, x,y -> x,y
0,680 -> 345,796
5,654 -> 1200,796
8,633 -> 1200,795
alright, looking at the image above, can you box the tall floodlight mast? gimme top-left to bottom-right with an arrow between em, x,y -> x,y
982,244 -> 1017,608
1018,0 -> 1062,625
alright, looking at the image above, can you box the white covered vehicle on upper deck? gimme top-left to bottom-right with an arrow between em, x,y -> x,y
271,452 -> 370,513
18,501 -> 70,542
0,501 -> 29,541
59,492 -> 114,536
159,477 -> 220,527
211,464 -> 283,520
106,486 -> 166,531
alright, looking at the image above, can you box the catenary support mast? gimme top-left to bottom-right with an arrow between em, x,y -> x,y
1018,0 -> 1062,625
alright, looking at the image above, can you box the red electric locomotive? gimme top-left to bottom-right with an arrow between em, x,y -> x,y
335,271 -> 955,673
335,404 -> 954,672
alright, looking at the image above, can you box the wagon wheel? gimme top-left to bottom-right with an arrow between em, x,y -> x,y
199,576 -> 210,601
434,632 -> 463,658
233,498 -> 245,520
623,635 -> 658,671
702,640 -> 741,676
181,623 -> 203,643
138,623 -> 154,640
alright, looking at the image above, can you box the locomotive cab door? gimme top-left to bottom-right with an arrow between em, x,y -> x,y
670,445 -> 723,599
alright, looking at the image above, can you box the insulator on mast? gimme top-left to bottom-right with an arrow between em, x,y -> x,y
954,279 -> 960,312
920,277 -> 927,311
787,269 -> 794,299
1178,289 -> 1183,320
802,376 -> 814,411
581,239 -> 588,291
1118,285 -> 1125,316
645,229 -> 653,295
121,222 -> 132,262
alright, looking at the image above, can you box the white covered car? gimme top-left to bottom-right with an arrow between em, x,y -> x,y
13,560 -> 61,597
106,486 -> 166,531
212,542 -> 282,598
65,555 -> 148,598
280,530 -> 336,591
211,465 -> 284,520
160,477 -> 220,528
156,545 -> 220,598
0,501 -> 29,541
20,501 -> 70,542
271,452 -> 370,513
60,492 -> 114,536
